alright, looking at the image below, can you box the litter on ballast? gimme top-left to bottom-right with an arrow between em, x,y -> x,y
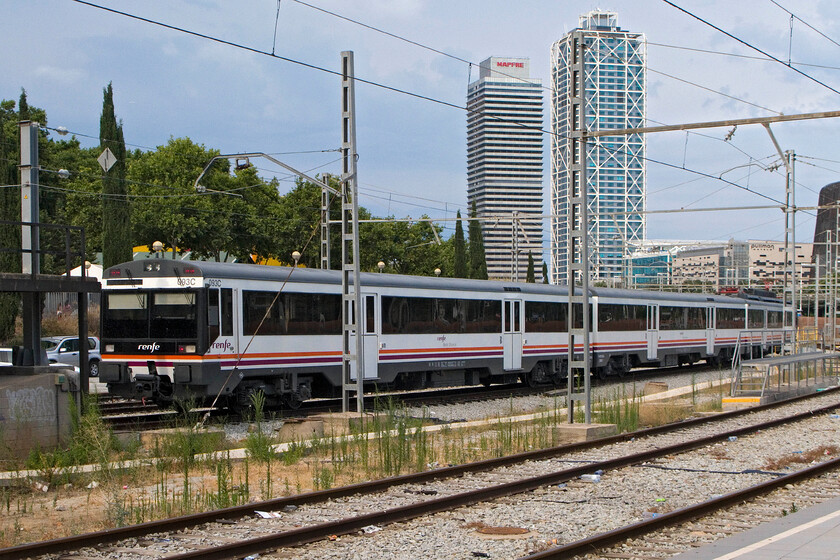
254,510 -> 282,519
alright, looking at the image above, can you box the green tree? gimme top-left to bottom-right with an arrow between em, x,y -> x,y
467,201 -> 487,280
542,261 -> 549,284
0,100 -> 20,341
526,251 -> 535,283
18,88 -> 29,120
128,138 -> 281,261
100,83 -> 131,268
59,141 -> 104,257
453,209 -> 466,278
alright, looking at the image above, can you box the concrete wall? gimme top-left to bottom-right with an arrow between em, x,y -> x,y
0,368 -> 78,459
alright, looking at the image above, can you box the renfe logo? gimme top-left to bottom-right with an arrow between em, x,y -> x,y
497,61 -> 524,68
211,340 -> 234,352
138,342 -> 161,353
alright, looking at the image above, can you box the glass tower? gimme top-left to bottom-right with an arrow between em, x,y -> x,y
467,57 -> 544,281
550,11 -> 646,284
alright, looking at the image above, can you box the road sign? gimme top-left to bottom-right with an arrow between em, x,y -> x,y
97,148 -> 116,172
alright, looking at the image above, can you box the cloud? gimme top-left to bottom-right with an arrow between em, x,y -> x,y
32,65 -> 86,86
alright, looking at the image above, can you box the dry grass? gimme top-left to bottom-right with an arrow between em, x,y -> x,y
6,305 -> 99,346
638,400 -> 694,427
764,445 -> 840,471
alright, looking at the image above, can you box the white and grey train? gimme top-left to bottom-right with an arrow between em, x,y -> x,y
99,260 -> 785,408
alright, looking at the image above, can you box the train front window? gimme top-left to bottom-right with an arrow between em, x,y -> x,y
103,293 -> 148,338
151,292 -> 198,338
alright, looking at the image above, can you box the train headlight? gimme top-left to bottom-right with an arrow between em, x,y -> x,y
178,344 -> 196,353
105,344 -> 114,353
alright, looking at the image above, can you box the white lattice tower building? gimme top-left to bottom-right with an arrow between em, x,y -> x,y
550,11 -> 646,284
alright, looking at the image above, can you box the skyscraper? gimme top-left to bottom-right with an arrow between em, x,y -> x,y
467,57 -> 544,281
550,11 -> 646,284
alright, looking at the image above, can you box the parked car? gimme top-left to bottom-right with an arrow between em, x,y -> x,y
0,347 -> 12,366
41,336 -> 101,377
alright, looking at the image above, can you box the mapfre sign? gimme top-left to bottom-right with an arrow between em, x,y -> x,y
496,61 -> 524,68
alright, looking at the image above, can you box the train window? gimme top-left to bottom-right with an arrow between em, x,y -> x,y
208,289 -> 220,342
151,292 -> 197,339
525,301 -> 566,332
716,307 -> 745,329
221,288 -> 233,336
748,309 -> 765,329
286,293 -> 341,335
513,301 -> 520,332
767,310 -> 783,328
243,291 -> 284,335
598,303 -> 646,332
659,306 -> 705,330
687,307 -> 706,329
102,292 -> 149,339
463,299 -> 501,333
659,306 -> 684,330
244,291 -> 342,336
365,296 -> 375,334
382,297 -> 499,334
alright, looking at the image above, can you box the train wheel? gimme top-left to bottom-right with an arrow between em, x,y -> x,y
283,393 -> 303,410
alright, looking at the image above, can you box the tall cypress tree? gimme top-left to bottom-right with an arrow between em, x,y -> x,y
526,251 -> 535,283
100,83 -> 130,268
18,89 -> 29,120
0,103 -> 21,340
453,210 -> 466,278
542,261 -> 549,284
467,200 -> 487,280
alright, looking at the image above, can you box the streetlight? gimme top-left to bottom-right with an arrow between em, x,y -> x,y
152,240 -> 163,258
434,268 -> 441,277
377,261 -> 385,273
292,251 -> 301,266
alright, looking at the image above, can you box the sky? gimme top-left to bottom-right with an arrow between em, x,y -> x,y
3,0 -> 840,255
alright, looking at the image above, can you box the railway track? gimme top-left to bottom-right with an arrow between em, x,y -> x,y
6,385 -> 840,560
529,459 -> 840,559
98,364 -> 713,430
99,382 -> 555,430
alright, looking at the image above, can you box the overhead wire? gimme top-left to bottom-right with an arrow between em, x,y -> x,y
768,0 -> 840,51
662,0 -> 840,96
70,0 -> 798,210
647,41 -> 840,71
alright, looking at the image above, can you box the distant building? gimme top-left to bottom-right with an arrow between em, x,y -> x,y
628,239 -> 813,293
467,57 -> 544,281
550,11 -> 646,284
746,240 -> 813,289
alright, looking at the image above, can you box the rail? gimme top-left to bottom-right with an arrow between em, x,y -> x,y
3,388 -> 838,560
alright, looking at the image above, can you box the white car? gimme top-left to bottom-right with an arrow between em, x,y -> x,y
0,347 -> 12,367
41,336 -> 101,377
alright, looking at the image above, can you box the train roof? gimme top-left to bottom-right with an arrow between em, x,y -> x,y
104,260 -> 780,308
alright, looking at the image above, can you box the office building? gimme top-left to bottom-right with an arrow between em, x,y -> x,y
550,11 -> 646,284
467,57 -> 544,281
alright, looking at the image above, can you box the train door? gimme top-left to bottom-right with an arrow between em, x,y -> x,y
706,306 -> 715,355
646,304 -> 658,361
362,293 -> 379,379
503,299 -> 523,370
208,287 -> 237,355
350,294 -> 380,381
